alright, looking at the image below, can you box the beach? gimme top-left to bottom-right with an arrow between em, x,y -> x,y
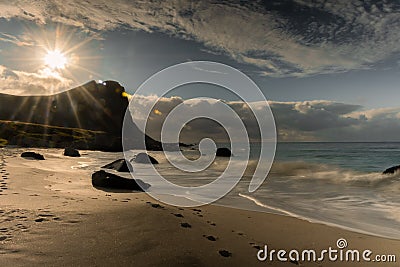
1,148 -> 399,267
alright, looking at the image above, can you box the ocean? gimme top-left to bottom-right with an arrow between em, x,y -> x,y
6,142 -> 400,240
137,142 -> 400,240
229,142 -> 400,239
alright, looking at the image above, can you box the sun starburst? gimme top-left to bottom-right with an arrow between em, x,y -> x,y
44,50 -> 67,70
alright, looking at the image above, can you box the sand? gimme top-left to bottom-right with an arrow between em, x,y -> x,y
0,148 -> 399,266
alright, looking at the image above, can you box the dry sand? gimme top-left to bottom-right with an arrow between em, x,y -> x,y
0,149 -> 399,266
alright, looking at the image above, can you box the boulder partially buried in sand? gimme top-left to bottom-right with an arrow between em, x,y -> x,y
102,159 -> 132,172
383,165 -> 400,175
64,147 -> 81,157
134,153 -> 158,164
21,152 -> 45,160
216,148 -> 232,157
92,170 -> 150,191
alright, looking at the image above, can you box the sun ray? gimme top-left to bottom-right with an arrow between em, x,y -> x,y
66,90 -> 82,129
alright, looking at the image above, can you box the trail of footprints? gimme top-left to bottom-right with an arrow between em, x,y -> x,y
145,201 -> 300,264
144,201 -> 248,260
0,153 -> 9,195
0,209 -> 32,242
0,207 -> 88,243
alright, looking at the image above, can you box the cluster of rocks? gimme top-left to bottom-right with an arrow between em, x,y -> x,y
20,147 -> 81,160
92,152 -> 158,191
20,146 -> 233,192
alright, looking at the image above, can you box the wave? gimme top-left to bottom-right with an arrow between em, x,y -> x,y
238,193 -> 303,218
267,161 -> 400,187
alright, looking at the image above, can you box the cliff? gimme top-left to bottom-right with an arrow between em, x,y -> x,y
0,80 -> 161,151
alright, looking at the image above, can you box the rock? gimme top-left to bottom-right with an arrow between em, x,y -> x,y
21,152 -> 45,160
64,147 -> 81,157
383,165 -> 400,175
92,170 -> 150,191
102,159 -> 132,172
134,153 -> 158,164
216,147 -> 232,157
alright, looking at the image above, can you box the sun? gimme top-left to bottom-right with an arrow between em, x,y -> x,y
44,50 -> 67,70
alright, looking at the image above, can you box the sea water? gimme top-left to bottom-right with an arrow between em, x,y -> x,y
232,142 -> 400,239
147,142 -> 400,239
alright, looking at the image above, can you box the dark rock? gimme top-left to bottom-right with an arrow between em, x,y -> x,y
21,152 -> 45,160
216,147 -> 232,157
92,170 -> 149,191
383,165 -> 400,175
102,159 -> 132,172
134,153 -> 158,164
64,147 -> 80,157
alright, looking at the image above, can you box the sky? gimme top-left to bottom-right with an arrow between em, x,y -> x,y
1,0 -> 400,142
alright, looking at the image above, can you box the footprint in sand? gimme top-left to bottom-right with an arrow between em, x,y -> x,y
180,222 -> 192,228
148,203 -> 164,209
218,250 -> 232,257
250,242 -> 262,250
203,235 -> 217,241
173,213 -> 184,218
206,221 -> 216,226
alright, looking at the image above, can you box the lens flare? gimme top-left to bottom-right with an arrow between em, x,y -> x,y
122,92 -> 132,100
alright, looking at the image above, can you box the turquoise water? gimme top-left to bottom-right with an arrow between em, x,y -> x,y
275,142 -> 400,173
222,142 -> 400,239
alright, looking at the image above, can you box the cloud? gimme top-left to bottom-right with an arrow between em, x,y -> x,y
0,65 -> 74,95
1,1 -> 400,77
127,95 -> 400,143
0,32 -> 35,46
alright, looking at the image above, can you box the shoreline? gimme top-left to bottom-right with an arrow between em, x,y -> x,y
1,148 -> 399,266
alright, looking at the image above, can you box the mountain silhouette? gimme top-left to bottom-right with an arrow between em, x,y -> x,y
0,80 -> 162,151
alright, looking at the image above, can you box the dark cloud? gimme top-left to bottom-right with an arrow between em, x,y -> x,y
129,95 -> 400,142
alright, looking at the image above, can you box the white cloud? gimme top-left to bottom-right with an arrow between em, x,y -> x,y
0,65 -> 74,95
1,1 -> 399,77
